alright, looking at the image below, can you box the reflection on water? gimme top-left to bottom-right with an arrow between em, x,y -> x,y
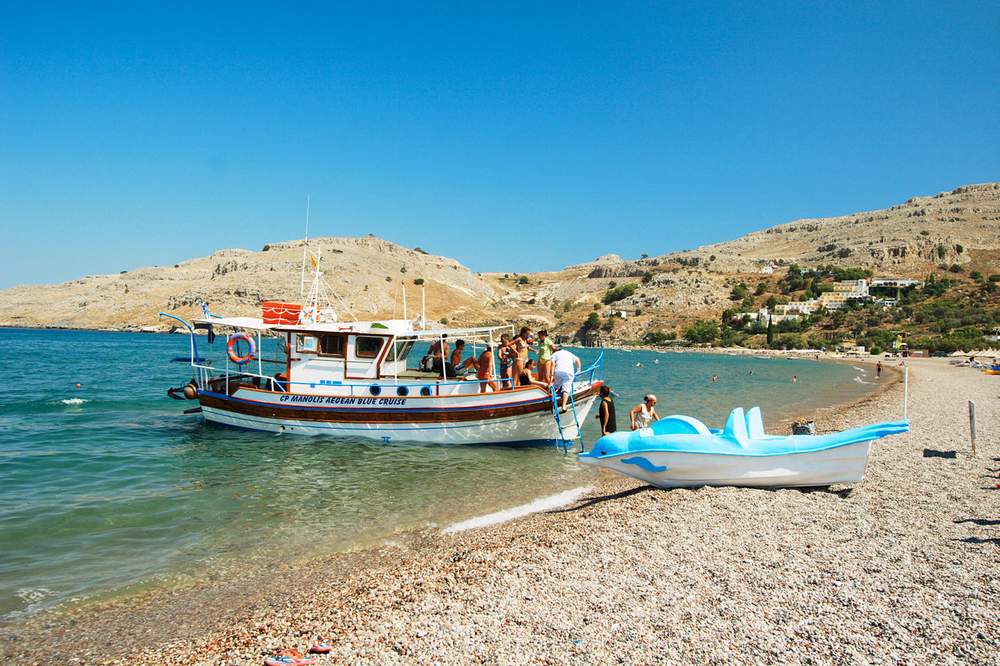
0,329 -> 874,619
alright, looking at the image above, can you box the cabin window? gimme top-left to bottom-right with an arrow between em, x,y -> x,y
297,335 -> 318,353
387,339 -> 415,363
318,334 -> 345,357
355,336 -> 384,358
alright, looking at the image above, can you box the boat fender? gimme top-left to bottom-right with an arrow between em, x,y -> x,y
183,383 -> 198,400
227,332 -> 256,365
369,384 -> 381,396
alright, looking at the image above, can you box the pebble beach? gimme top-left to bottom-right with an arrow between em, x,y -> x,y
5,357 -> 998,664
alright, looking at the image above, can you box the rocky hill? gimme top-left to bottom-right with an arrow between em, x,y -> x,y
670,182 -> 1000,274
0,236 -> 499,330
1,183 -> 998,337
492,182 -> 1000,341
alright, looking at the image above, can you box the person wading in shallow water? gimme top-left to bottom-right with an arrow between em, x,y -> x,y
597,385 -> 617,436
876,361 -> 883,378
630,394 -> 660,430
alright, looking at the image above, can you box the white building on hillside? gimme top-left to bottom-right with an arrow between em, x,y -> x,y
818,279 -> 869,310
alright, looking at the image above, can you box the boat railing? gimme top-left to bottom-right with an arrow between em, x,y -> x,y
196,351 -> 606,397
163,311 -> 606,397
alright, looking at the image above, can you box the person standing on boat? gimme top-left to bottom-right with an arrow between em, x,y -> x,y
511,327 -> 532,386
498,334 -> 514,389
630,394 -> 660,430
598,385 -> 617,435
477,345 -> 499,393
550,344 -> 581,410
536,329 -> 555,383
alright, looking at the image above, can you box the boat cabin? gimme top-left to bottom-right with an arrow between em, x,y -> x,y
195,317 -> 514,398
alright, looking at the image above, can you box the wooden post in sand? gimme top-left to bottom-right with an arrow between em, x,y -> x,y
968,401 -> 977,456
903,366 -> 909,420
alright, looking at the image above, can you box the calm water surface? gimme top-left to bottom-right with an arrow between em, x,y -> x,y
0,328 -> 876,619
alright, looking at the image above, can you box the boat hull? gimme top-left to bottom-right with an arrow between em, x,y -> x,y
196,384 -> 599,445
579,441 -> 872,488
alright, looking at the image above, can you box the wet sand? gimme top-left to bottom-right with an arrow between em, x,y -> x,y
4,358 -> 998,664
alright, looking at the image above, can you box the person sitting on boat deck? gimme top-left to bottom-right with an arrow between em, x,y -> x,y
497,334 -> 514,389
511,326 -> 532,386
597,385 -> 617,436
550,344 -> 581,410
450,339 -> 479,376
536,329 -> 555,383
517,359 -> 550,390
428,334 -> 450,376
630,394 -> 660,430
477,344 -> 499,393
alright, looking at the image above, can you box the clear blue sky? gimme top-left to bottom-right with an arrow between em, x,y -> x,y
2,2 -> 998,288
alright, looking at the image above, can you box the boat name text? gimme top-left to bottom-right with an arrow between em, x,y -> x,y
278,395 -> 408,406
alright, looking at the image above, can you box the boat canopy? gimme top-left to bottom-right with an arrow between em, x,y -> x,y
194,316 -> 512,341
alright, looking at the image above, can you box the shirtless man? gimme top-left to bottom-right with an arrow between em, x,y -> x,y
427,334 -> 450,377
477,345 -> 499,393
450,339 -> 478,374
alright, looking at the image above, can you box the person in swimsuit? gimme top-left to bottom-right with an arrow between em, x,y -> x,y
536,329 -> 555,383
629,394 -> 660,430
517,359 -> 550,390
497,334 -> 514,389
477,345 -> 498,393
597,385 -> 617,436
450,339 -> 478,375
511,327 -> 532,386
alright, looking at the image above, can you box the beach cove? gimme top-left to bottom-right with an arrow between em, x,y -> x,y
4,354 -> 997,663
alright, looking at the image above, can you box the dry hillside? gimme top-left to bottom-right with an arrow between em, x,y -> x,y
1,183 -> 998,338
502,182 -> 1000,340
0,237 -> 499,330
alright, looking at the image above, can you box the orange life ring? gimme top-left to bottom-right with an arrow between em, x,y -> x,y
227,332 -> 256,365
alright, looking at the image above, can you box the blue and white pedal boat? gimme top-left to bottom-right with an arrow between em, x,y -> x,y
579,407 -> 909,488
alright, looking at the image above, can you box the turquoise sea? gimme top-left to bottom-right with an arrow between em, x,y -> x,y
0,328 -> 878,620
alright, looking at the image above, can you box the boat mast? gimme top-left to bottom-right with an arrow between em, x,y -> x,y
299,194 -> 311,297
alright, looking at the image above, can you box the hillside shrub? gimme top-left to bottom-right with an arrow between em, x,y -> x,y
603,283 -> 638,304
643,331 -> 677,345
683,320 -> 719,344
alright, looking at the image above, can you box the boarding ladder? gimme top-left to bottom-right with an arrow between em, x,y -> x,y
548,349 -> 603,454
